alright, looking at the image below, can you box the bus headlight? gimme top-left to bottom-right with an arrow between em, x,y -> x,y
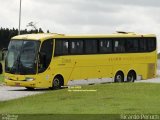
25,77 -> 35,81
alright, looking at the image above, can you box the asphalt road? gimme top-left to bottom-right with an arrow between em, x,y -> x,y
0,86 -> 45,101
0,60 -> 160,101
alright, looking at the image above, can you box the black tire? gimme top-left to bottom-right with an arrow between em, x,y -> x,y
127,71 -> 136,82
51,76 -> 63,90
115,72 -> 124,83
25,87 -> 35,91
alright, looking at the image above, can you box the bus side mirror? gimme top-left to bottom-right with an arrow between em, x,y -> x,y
2,48 -> 8,61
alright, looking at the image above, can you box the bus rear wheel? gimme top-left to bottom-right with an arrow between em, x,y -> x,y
127,71 -> 136,82
115,72 -> 124,83
51,76 -> 63,90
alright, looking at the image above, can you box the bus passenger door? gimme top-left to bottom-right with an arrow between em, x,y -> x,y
37,39 -> 53,88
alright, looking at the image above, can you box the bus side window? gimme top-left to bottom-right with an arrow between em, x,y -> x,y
126,39 -> 138,52
70,39 -> 83,54
55,39 -> 69,56
114,39 -> 125,53
147,38 -> 156,52
85,39 -> 97,54
99,39 -> 112,53
39,39 -> 53,73
139,39 -> 147,52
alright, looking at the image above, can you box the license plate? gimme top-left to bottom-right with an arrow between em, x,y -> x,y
15,83 -> 20,86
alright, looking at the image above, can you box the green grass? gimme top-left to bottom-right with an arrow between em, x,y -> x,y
1,83 -> 160,115
1,83 -> 160,120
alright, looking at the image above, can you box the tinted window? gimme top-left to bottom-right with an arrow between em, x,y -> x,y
70,40 -> 83,54
126,39 -> 139,52
55,39 -> 69,56
85,39 -> 97,54
39,39 -> 53,73
139,39 -> 147,52
99,39 -> 112,53
114,39 -> 125,53
147,38 -> 156,52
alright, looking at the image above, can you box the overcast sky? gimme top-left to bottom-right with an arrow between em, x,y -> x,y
0,0 -> 160,51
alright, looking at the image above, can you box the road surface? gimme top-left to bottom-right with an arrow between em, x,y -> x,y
0,86 -> 45,101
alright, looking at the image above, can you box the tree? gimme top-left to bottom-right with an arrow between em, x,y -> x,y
26,22 -> 37,30
39,28 -> 44,33
47,30 -> 50,33
0,27 -> 47,50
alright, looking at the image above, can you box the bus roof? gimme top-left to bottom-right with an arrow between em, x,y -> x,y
12,32 -> 156,41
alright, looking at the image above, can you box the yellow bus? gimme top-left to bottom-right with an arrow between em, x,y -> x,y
4,32 -> 157,90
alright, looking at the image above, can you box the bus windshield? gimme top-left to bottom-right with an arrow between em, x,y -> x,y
5,40 -> 40,75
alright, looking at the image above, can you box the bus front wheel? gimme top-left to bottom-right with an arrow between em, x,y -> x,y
114,71 -> 124,83
51,76 -> 63,90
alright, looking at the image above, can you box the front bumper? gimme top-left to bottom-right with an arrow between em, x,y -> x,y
5,79 -> 36,88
